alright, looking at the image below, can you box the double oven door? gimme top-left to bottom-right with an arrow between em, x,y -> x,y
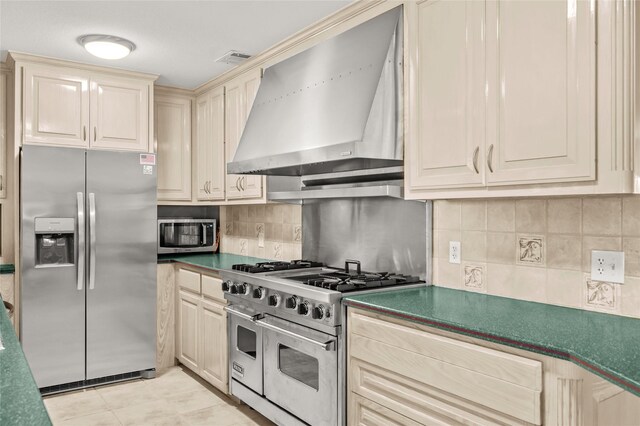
227,306 -> 338,425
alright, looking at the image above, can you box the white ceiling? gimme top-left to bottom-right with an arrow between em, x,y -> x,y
0,0 -> 350,88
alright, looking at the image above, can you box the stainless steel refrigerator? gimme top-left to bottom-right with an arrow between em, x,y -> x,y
20,145 -> 157,389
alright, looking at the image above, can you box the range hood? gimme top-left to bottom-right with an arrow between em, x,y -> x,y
227,6 -> 403,178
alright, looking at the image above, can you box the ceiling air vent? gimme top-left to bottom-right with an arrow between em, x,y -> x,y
216,50 -> 251,65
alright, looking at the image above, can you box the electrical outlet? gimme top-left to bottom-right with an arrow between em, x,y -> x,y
591,250 -> 624,284
449,241 -> 461,264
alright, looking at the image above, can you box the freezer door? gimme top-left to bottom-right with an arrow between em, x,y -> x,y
86,150 -> 157,379
20,145 -> 87,388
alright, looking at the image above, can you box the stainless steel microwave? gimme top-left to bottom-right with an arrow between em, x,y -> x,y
157,219 -> 216,254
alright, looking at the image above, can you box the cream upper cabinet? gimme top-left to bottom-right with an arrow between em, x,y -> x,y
155,93 -> 192,201
16,56 -> 155,153
409,0 -> 486,190
406,0 -> 597,198
194,87 -> 225,201
90,77 -> 150,151
225,69 -> 263,200
23,65 -> 90,148
485,0 -> 595,185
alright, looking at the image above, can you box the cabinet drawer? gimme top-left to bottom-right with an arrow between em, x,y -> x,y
201,275 -> 225,303
349,310 -> 542,424
177,268 -> 201,294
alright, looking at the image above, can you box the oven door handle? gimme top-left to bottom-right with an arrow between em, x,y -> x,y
224,305 -> 261,322
256,319 -> 336,351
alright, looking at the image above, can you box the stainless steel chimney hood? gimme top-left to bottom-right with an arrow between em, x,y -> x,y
227,6 -> 403,177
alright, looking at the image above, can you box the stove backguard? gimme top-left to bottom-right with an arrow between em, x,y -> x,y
302,198 -> 431,281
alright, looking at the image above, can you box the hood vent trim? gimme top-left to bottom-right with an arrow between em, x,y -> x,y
228,6 -> 404,177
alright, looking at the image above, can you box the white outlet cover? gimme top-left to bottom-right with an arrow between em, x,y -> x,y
449,241 -> 461,264
591,250 -> 624,284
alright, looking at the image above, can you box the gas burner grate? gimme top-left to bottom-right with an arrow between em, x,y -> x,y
231,260 -> 324,274
295,271 -> 422,293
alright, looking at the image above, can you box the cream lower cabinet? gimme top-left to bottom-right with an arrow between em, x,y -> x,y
175,267 -> 228,393
0,68 -> 7,198
348,308 -> 640,426
13,53 -> 156,152
194,87 -> 225,201
155,91 -> 192,201
225,69 -> 263,201
406,0 -> 597,198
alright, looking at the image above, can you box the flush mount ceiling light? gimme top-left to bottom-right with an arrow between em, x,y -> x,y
78,35 -> 136,60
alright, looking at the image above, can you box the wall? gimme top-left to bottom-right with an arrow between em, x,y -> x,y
220,204 -> 302,260
433,196 -> 640,319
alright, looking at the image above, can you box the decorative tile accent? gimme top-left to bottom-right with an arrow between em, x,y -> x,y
239,239 -> 248,256
517,235 -> 545,266
293,225 -> 302,242
273,242 -> 282,260
255,223 -> 264,238
584,274 -> 620,313
225,223 -> 233,236
463,263 -> 485,291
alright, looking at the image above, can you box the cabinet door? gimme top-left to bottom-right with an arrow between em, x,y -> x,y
90,77 -> 149,151
155,95 -> 191,201
194,88 -> 225,201
349,393 -> 422,426
224,80 -> 244,200
177,290 -> 199,373
225,70 -> 263,200
23,65 -> 90,147
239,71 -> 263,199
0,71 -> 6,198
485,0 -> 595,185
209,88 -> 226,199
408,0 -> 485,190
200,299 -> 227,393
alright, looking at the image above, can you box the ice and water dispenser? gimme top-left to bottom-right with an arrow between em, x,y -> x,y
34,218 -> 75,266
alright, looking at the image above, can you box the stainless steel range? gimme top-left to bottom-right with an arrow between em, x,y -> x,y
221,259 -> 424,426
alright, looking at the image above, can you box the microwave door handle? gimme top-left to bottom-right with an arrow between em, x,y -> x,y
201,224 -> 207,246
256,319 -> 336,351
89,193 -> 96,290
77,192 -> 85,291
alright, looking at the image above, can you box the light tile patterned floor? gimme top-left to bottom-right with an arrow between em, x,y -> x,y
43,366 -> 274,426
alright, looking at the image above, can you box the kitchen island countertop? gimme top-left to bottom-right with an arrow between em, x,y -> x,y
158,253 -> 272,272
0,295 -> 52,426
344,285 -> 640,398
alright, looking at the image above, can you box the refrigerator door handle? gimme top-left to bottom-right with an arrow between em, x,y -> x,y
77,192 -> 85,291
89,192 -> 96,290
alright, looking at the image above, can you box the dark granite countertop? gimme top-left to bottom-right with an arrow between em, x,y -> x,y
0,264 -> 15,275
0,295 -> 51,425
158,253 -> 272,272
344,285 -> 640,397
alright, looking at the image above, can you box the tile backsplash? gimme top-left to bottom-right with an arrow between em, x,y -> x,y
220,204 -> 302,261
433,196 -> 640,318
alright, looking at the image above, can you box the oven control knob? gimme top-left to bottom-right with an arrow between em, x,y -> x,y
237,283 -> 247,295
229,284 -> 238,294
268,294 -> 281,307
297,302 -> 310,316
253,287 -> 264,299
285,296 -> 298,309
312,305 -> 325,319
222,281 -> 231,292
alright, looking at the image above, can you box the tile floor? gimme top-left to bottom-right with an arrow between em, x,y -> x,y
43,366 -> 274,426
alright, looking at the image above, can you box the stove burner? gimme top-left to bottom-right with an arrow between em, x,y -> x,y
294,271 -> 421,293
232,259 -> 324,274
